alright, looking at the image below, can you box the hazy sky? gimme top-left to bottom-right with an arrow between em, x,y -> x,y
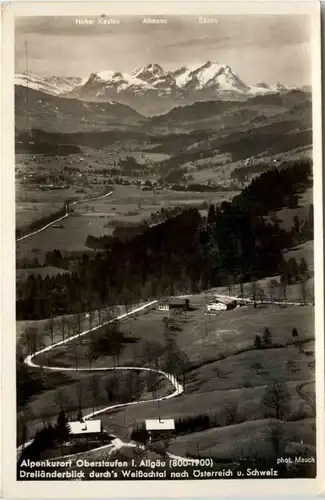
15,15 -> 311,86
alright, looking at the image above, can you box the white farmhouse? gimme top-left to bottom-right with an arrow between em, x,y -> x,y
206,297 -> 237,313
145,418 -> 175,442
69,419 -> 102,434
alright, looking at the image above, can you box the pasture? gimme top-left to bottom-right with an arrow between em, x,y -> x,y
31,292 -> 314,371
16,213 -> 113,259
168,418 -> 316,460
17,294 -> 315,460
16,200 -> 64,230
98,378 -> 315,444
16,184 -> 238,260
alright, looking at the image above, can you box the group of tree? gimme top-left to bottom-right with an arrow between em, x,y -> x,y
171,182 -> 238,192
253,328 -> 273,349
253,326 -> 300,351
16,160 -> 313,320
289,205 -> 313,245
18,409 -> 71,466
262,382 -> 291,420
230,161 -> 273,183
148,206 -> 183,225
86,321 -> 125,368
279,256 -> 309,287
119,155 -> 149,176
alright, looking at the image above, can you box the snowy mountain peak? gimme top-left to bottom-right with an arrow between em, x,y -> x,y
15,73 -> 83,96
272,81 -> 288,92
136,63 -> 164,74
97,70 -> 120,81
132,63 -> 165,83
15,62 -> 295,115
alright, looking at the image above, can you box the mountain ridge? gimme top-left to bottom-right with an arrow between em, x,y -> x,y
15,61 -> 301,115
15,85 -> 146,133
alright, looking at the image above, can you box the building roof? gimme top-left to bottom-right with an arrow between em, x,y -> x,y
210,296 -> 237,305
168,298 -> 189,305
145,419 -> 175,431
69,420 -> 101,435
158,297 -> 189,306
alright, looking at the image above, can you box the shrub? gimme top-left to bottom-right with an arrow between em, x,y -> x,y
254,335 -> 262,349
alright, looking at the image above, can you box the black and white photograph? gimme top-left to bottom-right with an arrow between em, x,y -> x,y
1,1 -> 323,495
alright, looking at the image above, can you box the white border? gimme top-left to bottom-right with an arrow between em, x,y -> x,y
1,1 -> 323,498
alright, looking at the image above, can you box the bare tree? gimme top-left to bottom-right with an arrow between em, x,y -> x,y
162,316 -> 170,335
261,382 -> 291,420
222,401 -> 239,425
268,279 -> 278,303
262,328 -> 272,346
105,375 -> 120,403
265,422 -> 285,457
89,375 -> 101,413
86,342 -> 98,369
96,307 -> 102,324
22,325 -> 39,356
258,287 -> 266,304
134,372 -> 144,402
105,305 -> 118,321
122,291 -> 131,314
17,412 -> 30,452
300,279 -> 307,305
251,281 -> 257,308
87,309 -> 95,331
59,316 -> 68,342
300,387 -> 316,417
125,371 -> 135,402
254,335 -> 262,349
251,362 -> 263,375
214,366 -> 227,378
74,336 -> 80,370
110,337 -> 123,368
45,317 -> 56,345
71,312 -> 83,341
145,370 -> 159,399
280,274 -> 288,306
286,360 -> 297,373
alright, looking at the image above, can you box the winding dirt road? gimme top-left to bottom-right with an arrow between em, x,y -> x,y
19,299 -> 194,461
23,300 -> 184,436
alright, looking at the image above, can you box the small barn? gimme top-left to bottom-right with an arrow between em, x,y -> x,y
157,298 -> 190,312
207,297 -> 237,312
68,420 -> 103,443
157,299 -> 170,312
145,418 -> 175,442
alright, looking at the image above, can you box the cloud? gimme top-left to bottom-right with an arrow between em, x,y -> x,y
15,14 -> 311,85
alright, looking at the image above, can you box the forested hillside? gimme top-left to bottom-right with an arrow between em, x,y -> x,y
16,160 -> 313,320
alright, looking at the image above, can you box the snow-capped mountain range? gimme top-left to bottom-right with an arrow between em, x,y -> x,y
15,61 -> 302,115
15,73 -> 84,96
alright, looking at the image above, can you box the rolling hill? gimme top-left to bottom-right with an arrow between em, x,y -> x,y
15,85 -> 147,134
